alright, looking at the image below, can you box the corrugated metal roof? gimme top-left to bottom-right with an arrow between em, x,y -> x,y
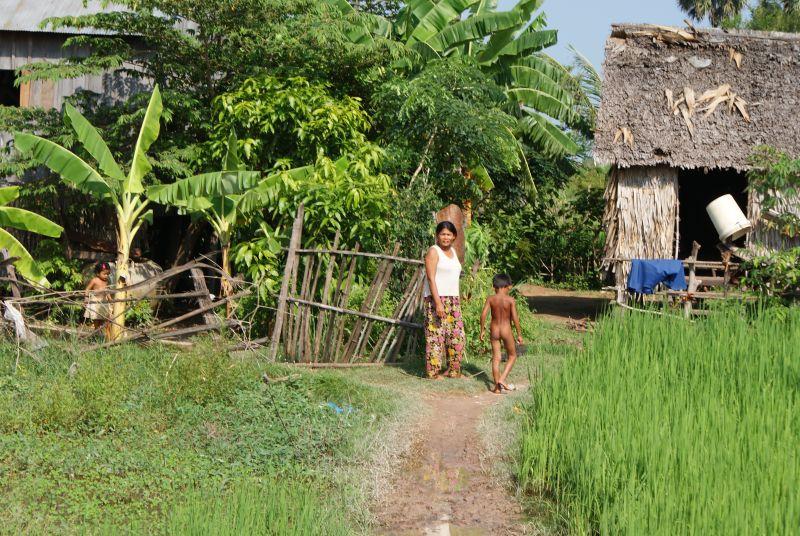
0,1 -> 197,35
0,0 -> 118,34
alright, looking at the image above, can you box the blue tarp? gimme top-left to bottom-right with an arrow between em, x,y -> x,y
627,259 -> 687,295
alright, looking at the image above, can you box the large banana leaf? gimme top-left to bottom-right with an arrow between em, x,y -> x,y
407,40 -> 442,63
146,170 -> 262,205
364,13 -> 394,38
508,65 -> 575,121
0,186 -> 19,205
478,0 -> 543,64
470,0 -> 499,15
511,55 -> 575,87
427,11 -> 522,52
125,85 -> 162,194
237,165 -> 315,215
0,207 -> 63,237
14,133 -> 116,202
65,103 -> 126,183
0,227 -> 48,286
407,0 -> 478,45
518,112 -> 578,157
507,88 -> 574,124
495,27 -> 557,59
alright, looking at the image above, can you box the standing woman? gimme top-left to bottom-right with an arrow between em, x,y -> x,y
423,221 -> 465,379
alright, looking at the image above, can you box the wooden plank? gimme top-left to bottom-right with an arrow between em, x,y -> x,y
350,244 -> 401,361
341,254 -> 392,362
152,290 -> 250,331
604,257 -> 739,269
667,290 -> 752,299
1,249 -> 22,301
294,249 -> 423,266
321,248 -> 352,362
370,268 -> 422,362
190,267 -> 217,325
286,297 -> 423,329
89,320 -> 239,350
313,233 -> 340,360
399,289 -> 425,359
683,241 -> 700,318
269,204 -> 304,361
373,269 -> 425,362
274,362 -> 405,369
284,243 -> 301,359
330,245 -> 360,362
300,255 -> 317,362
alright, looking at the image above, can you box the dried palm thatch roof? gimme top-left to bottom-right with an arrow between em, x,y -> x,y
594,24 -> 800,172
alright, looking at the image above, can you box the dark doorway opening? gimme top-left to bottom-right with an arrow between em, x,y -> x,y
0,70 -> 19,106
678,168 -> 748,260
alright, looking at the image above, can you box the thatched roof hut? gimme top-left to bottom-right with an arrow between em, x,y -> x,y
595,24 -> 800,282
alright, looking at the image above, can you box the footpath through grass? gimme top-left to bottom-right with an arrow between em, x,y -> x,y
518,304 -> 800,534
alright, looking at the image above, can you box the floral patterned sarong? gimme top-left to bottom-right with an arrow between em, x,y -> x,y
423,296 -> 465,378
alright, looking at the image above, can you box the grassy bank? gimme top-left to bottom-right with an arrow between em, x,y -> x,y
518,304 -> 800,534
0,339 -> 404,534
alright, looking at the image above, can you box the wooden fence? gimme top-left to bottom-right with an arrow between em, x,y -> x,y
0,251 -> 252,349
265,205 -> 425,363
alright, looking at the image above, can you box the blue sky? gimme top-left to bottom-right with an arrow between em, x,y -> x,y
497,0 -> 693,71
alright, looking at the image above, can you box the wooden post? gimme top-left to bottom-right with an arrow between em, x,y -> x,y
190,267 -> 217,326
1,249 -> 22,316
269,204 -> 304,361
615,260 -> 625,305
684,241 -> 700,318
313,232 -> 340,360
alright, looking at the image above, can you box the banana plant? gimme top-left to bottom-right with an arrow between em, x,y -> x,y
328,0 -> 583,157
0,186 -> 63,286
145,132 -> 266,311
15,86 -> 163,340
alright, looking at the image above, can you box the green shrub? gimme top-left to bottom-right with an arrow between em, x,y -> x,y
124,299 -> 156,328
164,341 -> 255,406
32,239 -> 85,292
742,247 -> 800,296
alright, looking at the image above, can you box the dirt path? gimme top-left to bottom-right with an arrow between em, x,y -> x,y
375,388 -> 525,535
520,284 -> 611,325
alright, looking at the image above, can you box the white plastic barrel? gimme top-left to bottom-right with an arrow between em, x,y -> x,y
705,194 -> 752,242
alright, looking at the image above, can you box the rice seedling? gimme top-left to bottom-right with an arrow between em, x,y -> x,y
519,303 -> 800,534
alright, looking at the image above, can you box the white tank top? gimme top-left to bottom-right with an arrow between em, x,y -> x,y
423,245 -> 462,297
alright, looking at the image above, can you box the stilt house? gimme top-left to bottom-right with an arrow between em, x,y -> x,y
594,24 -> 800,287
